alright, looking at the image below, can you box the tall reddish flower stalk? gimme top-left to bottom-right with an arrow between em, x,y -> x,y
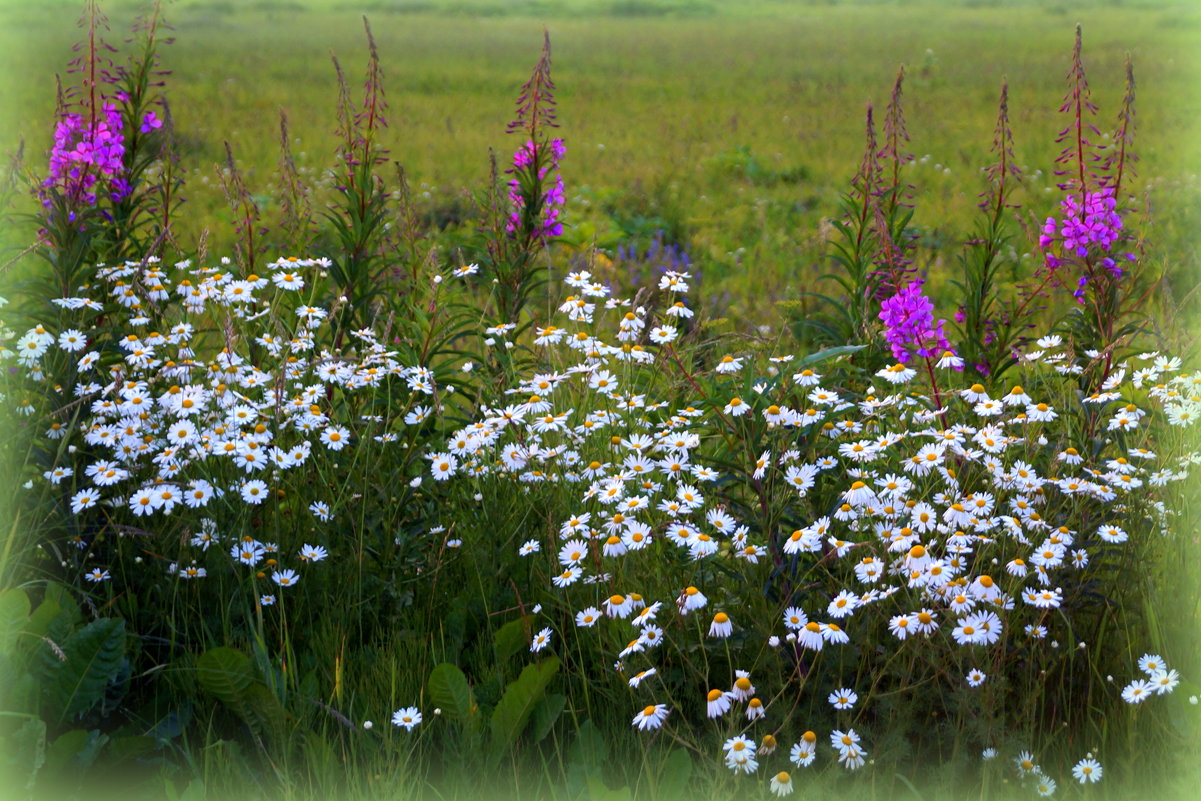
504,30 -> 565,250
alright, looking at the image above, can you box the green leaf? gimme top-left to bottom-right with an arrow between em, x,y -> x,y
147,706 -> 191,744
567,719 -> 606,774
529,692 -> 566,744
0,660 -> 37,713
105,735 -> 157,765
40,583 -> 80,629
195,647 -> 255,707
26,595 -> 63,640
0,588 -> 30,654
43,728 -> 107,774
42,618 -> 126,724
656,748 -> 692,801
793,344 -> 866,369
587,776 -> 634,801
428,662 -> 474,723
489,656 -> 560,752
492,616 -> 531,665
241,681 -> 288,740
0,717 -> 45,792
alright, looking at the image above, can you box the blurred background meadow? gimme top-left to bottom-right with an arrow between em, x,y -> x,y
3,0 -> 1200,333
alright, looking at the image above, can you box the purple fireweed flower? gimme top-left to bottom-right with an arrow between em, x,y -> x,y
506,137 -> 566,243
1039,188 -> 1129,301
879,280 -> 954,364
44,102 -> 129,206
140,110 -> 163,133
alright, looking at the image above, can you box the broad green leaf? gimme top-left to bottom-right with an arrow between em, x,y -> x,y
42,728 -> 107,774
587,775 -> 634,801
489,656 -> 560,751
105,735 -> 157,765
26,595 -> 63,640
529,692 -> 566,744
656,748 -> 692,801
0,661 -> 37,713
42,618 -> 126,724
1,717 -> 45,792
0,588 -> 30,654
566,719 -> 606,774
195,646 -> 254,707
147,706 -> 191,743
492,616 -> 531,665
40,584 -> 80,629
428,662 -> 474,723
241,681 -> 288,740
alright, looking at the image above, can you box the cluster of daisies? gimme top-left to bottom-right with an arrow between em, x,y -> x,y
1006,748 -> 1104,795
3,256 -> 435,595
1121,653 -> 1181,704
430,268 -> 1198,792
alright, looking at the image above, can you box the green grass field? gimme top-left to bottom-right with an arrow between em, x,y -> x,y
3,0 -> 1199,330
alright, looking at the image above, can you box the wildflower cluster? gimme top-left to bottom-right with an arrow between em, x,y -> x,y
506,138 -> 566,243
878,279 -> 954,363
1039,188 -> 1131,301
1121,653 -> 1181,704
5,254 -> 436,596
43,103 -> 129,206
434,268 -> 1199,789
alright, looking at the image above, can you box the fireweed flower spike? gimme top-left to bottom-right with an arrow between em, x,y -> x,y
878,280 -> 954,364
504,31 -> 565,247
1039,188 -> 1129,301
44,102 -> 129,207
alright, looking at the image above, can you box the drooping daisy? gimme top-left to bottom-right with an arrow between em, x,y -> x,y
706,688 -> 733,718
790,732 -> 817,767
678,585 -> 707,613
299,544 -> 328,562
709,612 -> 733,639
631,704 -> 669,731
530,627 -> 553,653
272,568 -> 299,588
745,697 -> 766,721
628,668 -> 657,688
769,771 -> 794,797
606,594 -> 635,619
